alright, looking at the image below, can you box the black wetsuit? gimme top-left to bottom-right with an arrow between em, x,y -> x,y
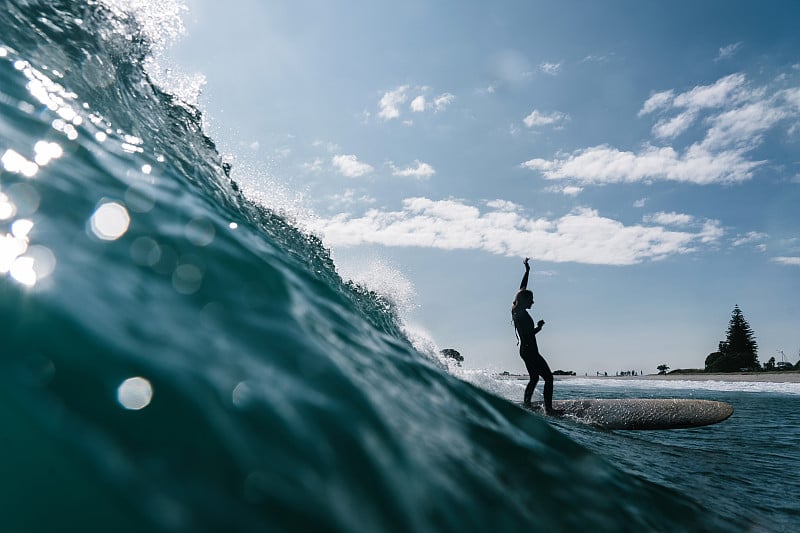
514,268 -> 554,411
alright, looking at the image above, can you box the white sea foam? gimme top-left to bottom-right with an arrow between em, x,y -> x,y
557,377 -> 800,395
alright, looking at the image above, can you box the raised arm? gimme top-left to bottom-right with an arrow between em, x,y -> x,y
519,257 -> 530,290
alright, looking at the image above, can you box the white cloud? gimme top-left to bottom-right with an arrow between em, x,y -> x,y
715,42 -> 743,62
433,92 -> 455,111
485,199 -> 521,211
391,160 -> 436,180
652,111 -> 696,139
539,61 -> 562,76
732,231 -> 768,247
525,73 -> 800,187
581,54 -> 611,63
378,85 -> 409,120
639,90 -> 675,116
673,73 -> 748,110
380,86 -> 454,118
772,256 -> 800,266
302,157 -> 324,172
546,184 -> 583,196
643,212 -> 694,226
633,198 -> 647,208
521,143 -> 762,185
313,140 -> 341,153
523,109 -> 569,128
332,154 -> 374,177
327,190 -> 376,209
306,198 -> 724,266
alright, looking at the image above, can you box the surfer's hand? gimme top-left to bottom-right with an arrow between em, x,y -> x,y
537,320 -> 545,328
523,257 -> 530,270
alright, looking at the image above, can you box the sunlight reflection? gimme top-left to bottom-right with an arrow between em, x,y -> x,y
11,219 -> 34,238
1,149 -> 38,177
117,377 -> 153,410
0,193 -> 16,220
33,141 -> 63,166
9,256 -> 36,286
5,182 -> 40,216
89,201 -> 130,240
0,232 -> 28,273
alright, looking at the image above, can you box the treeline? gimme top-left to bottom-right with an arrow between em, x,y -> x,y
704,305 -> 798,372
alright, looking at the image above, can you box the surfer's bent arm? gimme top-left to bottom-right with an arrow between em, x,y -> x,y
520,257 -> 530,290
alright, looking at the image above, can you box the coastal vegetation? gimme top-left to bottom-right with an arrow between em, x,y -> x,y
705,305 -> 759,372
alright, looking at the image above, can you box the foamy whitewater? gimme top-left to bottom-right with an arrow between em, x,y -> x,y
1,2 -> 798,532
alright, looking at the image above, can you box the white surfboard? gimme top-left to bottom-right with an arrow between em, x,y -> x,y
523,398 -> 734,430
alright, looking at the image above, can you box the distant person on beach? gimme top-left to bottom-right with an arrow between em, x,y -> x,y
512,257 -> 555,414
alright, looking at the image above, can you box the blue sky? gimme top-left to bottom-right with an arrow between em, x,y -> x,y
164,0 -> 800,375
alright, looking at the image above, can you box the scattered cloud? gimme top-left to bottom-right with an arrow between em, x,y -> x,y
306,197 -> 724,266
378,86 -> 454,120
409,92 -> 455,113
633,198 -> 647,208
523,109 -> 569,128
546,184 -> 583,196
390,160 -> 436,180
639,90 -> 675,117
643,212 -> 694,226
521,143 -> 762,185
327,190 -> 377,209
772,256 -> 800,266
523,73 -> 800,187
332,154 -> 374,177
312,140 -> 341,153
539,61 -> 562,76
732,231 -> 768,247
432,92 -> 455,111
378,85 -> 410,120
302,157 -> 324,173
715,42 -> 743,62
485,199 -> 521,211
581,54 -> 612,64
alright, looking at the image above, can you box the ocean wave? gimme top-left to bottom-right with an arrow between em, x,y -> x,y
0,1 -> 738,531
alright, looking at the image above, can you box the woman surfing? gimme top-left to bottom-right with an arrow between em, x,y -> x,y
512,258 -> 555,414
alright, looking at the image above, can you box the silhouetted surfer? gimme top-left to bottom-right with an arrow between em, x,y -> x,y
512,258 -> 555,414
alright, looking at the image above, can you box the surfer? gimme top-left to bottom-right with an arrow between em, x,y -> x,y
512,257 -> 555,414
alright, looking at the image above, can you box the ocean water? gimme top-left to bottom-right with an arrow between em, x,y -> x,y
0,2 -> 796,532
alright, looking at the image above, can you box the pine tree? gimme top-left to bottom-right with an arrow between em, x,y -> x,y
707,305 -> 759,371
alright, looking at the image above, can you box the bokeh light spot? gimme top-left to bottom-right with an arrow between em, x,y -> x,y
117,377 -> 153,410
90,201 -> 130,240
185,217 -> 215,246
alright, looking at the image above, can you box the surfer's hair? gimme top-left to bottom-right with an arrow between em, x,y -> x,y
512,289 -> 533,314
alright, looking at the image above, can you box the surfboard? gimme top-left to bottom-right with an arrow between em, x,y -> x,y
522,398 -> 734,430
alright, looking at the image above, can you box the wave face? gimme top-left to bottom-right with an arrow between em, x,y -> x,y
0,2 -> 733,532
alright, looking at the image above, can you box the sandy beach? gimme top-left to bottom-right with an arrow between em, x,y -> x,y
559,371 -> 800,383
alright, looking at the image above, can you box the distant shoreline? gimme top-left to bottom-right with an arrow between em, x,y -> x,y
557,372 -> 800,384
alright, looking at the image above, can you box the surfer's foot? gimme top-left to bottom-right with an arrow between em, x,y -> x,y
523,400 -> 532,408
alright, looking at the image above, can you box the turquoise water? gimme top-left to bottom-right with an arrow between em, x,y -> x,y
0,2 -> 794,531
